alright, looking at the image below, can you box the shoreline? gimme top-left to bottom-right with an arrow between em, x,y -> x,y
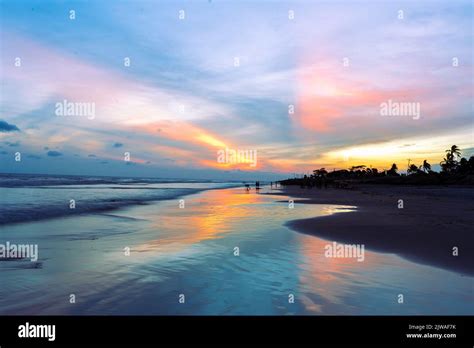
269,185 -> 474,276
0,182 -> 242,226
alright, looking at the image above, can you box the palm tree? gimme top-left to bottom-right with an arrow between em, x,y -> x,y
408,164 -> 419,175
440,154 -> 453,172
421,159 -> 431,173
440,145 -> 461,173
388,163 -> 398,176
446,145 -> 461,160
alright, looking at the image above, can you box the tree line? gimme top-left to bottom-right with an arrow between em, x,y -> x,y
281,145 -> 474,186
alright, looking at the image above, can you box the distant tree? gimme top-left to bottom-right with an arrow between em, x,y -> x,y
469,156 -> 474,171
408,164 -> 420,175
457,157 -> 474,174
421,160 -> 431,173
350,165 -> 366,171
313,168 -> 328,177
446,145 -> 461,160
388,163 -> 399,176
441,153 -> 456,173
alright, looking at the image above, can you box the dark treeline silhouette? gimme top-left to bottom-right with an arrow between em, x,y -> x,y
280,145 -> 474,187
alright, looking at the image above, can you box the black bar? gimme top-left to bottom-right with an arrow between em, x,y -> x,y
0,316 -> 472,346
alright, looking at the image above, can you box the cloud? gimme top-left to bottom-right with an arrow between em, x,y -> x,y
0,120 -> 20,132
47,150 -> 62,157
88,154 -> 97,157
27,154 -> 41,159
0,151 -> 8,155
0,1 -> 471,176
5,141 -> 20,147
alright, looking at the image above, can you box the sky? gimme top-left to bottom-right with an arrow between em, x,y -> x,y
0,0 -> 473,180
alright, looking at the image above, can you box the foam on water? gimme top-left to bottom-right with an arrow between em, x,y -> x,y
0,174 -> 241,225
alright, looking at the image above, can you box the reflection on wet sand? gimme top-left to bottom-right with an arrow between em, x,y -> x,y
297,234 -> 388,313
132,189 -> 264,255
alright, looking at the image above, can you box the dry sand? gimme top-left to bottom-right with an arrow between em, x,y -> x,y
269,185 -> 474,276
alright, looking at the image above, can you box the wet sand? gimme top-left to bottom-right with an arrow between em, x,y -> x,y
1,186 -> 472,315
273,185 -> 474,276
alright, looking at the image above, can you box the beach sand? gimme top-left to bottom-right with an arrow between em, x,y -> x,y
273,185 -> 474,276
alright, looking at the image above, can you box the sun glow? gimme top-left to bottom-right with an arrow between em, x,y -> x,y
196,134 -> 227,148
324,128 -> 473,170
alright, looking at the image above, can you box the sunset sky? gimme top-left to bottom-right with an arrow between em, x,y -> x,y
1,0 -> 472,180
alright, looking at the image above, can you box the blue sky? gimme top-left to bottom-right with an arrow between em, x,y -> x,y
0,0 -> 472,179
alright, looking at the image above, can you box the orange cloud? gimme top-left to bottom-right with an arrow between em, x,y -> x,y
130,121 -> 263,170
196,134 -> 227,148
295,62 -> 429,133
132,121 -> 229,150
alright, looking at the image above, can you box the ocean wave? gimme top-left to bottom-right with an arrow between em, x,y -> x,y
0,174 -> 242,225
0,173 -> 214,187
0,188 -> 203,225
